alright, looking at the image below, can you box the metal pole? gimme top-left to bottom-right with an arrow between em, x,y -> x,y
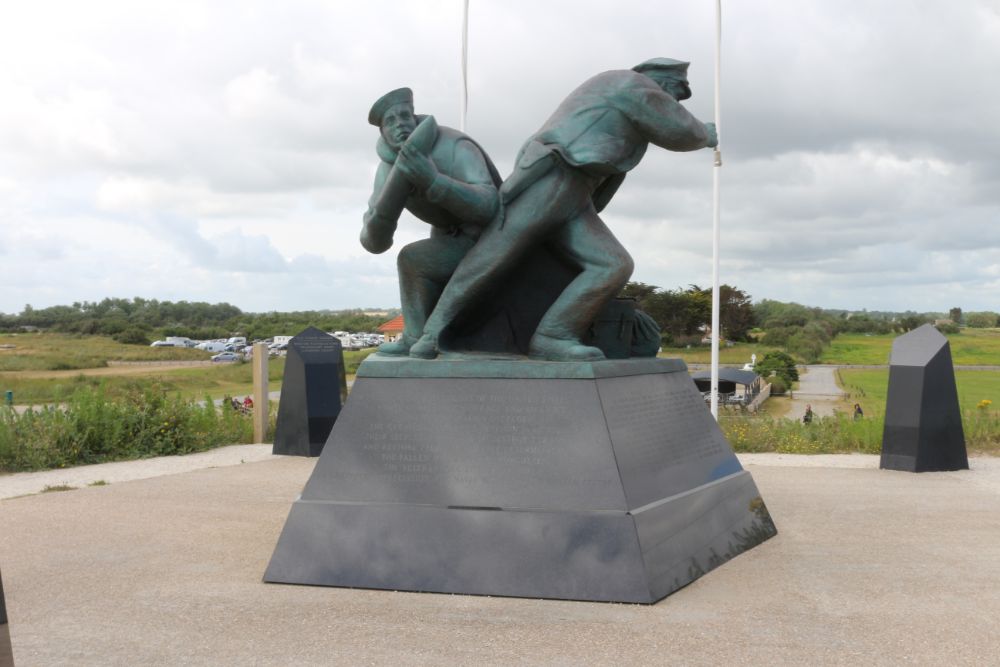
252,342 -> 269,443
710,0 -> 722,420
460,0 -> 469,132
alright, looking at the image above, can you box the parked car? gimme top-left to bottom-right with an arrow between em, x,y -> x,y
211,352 -> 241,363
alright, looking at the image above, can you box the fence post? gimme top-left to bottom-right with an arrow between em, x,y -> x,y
252,343 -> 269,443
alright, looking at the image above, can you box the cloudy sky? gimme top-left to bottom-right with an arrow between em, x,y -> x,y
1,0 -> 998,315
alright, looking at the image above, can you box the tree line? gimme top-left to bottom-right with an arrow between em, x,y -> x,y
0,298 -> 395,344
619,283 -> 967,363
4,291 -> 987,363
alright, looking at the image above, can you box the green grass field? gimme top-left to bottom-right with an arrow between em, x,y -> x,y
659,341 -> 780,365
0,333 -> 379,404
822,328 -> 1000,366
1,359 -> 284,404
838,368 -> 1000,416
0,332 -> 212,371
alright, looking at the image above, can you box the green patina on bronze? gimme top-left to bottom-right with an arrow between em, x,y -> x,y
361,88 -> 501,354
362,59 -> 717,362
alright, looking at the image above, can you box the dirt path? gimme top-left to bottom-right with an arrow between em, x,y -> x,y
0,362 -> 215,380
788,365 -> 846,420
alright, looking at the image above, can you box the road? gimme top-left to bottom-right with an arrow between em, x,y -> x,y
689,363 -> 848,419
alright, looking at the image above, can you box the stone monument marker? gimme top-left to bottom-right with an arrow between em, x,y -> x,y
272,327 -> 348,457
881,324 -> 968,472
266,57 -> 776,603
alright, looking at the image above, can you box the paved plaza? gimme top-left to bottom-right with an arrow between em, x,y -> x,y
1,449 -> 999,665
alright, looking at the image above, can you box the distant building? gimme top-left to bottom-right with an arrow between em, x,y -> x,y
377,315 -> 405,342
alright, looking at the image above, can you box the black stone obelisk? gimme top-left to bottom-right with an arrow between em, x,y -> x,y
881,324 -> 968,472
272,327 -> 348,457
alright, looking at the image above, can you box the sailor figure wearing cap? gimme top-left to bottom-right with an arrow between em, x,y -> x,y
409,58 -> 718,361
361,87 -> 501,355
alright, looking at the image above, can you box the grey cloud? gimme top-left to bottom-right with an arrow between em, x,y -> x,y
2,1 -> 1000,313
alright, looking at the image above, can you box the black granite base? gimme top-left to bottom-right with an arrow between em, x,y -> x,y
265,357 -> 776,603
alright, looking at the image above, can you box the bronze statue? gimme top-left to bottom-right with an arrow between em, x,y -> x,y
404,58 -> 717,361
361,87 -> 501,355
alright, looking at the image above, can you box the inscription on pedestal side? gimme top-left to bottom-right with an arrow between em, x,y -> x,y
355,389 -> 575,484
312,377 -> 628,509
603,380 -> 724,468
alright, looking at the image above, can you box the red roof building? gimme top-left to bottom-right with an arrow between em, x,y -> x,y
377,315 -> 405,341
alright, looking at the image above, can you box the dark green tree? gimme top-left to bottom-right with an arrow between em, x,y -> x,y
754,351 -> 799,386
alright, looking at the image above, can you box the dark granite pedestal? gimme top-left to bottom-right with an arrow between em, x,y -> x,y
265,356 -> 776,603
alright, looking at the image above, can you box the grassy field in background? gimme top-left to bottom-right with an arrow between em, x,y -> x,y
0,333 -> 209,371
0,333 -> 380,404
838,368 -> 1000,416
721,368 -> 1000,456
822,329 -> 1000,366
2,359 -> 284,404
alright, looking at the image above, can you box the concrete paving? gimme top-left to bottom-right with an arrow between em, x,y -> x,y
1,452 -> 999,666
0,444 -> 277,500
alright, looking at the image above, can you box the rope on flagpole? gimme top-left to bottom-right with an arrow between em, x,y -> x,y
460,0 -> 469,132
710,0 -> 722,420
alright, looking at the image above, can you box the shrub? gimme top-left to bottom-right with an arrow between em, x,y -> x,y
786,331 -> 823,363
721,413 -> 883,454
0,380 -> 258,472
722,409 -> 1000,455
755,351 -> 799,385
113,326 -> 152,345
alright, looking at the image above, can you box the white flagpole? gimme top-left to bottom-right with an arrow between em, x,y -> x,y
460,0 -> 469,132
710,0 -> 722,420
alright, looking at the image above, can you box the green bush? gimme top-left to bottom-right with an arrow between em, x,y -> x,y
0,381 -> 261,472
113,326 -> 152,345
721,413 -> 883,454
722,409 -> 1000,455
755,351 -> 799,385
786,331 -> 823,363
